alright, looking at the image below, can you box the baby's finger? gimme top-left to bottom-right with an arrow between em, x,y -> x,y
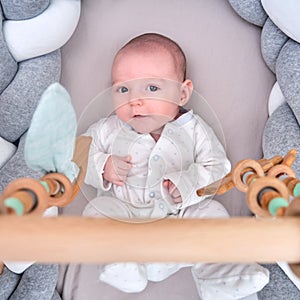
163,180 -> 170,188
111,173 -> 128,185
116,167 -> 131,176
124,155 -> 131,162
113,158 -> 132,171
172,196 -> 182,204
113,179 -> 125,186
168,182 -> 177,194
119,161 -> 132,171
170,188 -> 181,199
118,155 -> 131,163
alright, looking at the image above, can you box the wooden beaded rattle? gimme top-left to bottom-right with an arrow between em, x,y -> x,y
0,174 -> 73,216
196,151 -> 289,197
0,136 -> 91,216
197,149 -> 298,218
267,149 -> 300,197
0,136 -> 91,274
246,150 -> 297,217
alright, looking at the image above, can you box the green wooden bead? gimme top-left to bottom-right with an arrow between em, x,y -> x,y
4,197 -> 25,216
268,197 -> 289,216
293,183 -> 300,197
40,180 -> 50,193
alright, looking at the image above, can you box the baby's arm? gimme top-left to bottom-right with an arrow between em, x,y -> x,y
84,119 -> 132,189
164,117 -> 230,208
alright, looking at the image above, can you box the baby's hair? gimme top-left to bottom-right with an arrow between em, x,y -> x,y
116,33 -> 187,81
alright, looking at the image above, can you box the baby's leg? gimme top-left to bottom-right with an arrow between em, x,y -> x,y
183,200 -> 269,300
192,262 -> 269,300
144,199 -> 228,282
83,197 -> 148,293
145,262 -> 192,282
99,263 -> 148,293
82,196 -> 133,220
145,207 -> 194,282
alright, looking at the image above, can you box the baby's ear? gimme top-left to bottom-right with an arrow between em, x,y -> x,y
180,79 -> 193,106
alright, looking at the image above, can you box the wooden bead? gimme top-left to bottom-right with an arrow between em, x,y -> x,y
283,178 -> 300,197
268,197 -> 289,216
275,206 -> 287,217
285,197 -> 300,217
260,190 -> 280,210
247,177 -> 289,217
245,173 -> 260,186
41,173 -> 73,207
4,191 -> 33,215
42,178 -> 60,196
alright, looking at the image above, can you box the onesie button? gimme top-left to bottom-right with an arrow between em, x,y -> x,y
149,191 -> 155,198
153,154 -> 160,161
159,203 -> 165,210
167,129 -> 173,135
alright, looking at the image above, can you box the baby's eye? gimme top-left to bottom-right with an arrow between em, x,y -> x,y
117,86 -> 128,93
146,85 -> 159,92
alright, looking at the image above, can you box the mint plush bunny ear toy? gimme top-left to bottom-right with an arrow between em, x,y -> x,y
227,1 -> 300,299
0,1 -> 81,299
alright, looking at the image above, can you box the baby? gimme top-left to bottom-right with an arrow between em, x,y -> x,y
83,33 -> 269,299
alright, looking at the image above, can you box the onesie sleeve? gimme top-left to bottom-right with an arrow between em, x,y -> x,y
164,117 -> 231,209
83,119 -> 112,191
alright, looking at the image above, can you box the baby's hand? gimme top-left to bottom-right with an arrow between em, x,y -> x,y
163,180 -> 182,204
103,155 -> 132,186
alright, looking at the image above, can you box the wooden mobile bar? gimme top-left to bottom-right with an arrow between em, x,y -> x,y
0,215 -> 300,264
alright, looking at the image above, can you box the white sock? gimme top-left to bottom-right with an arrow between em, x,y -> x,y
99,263 -> 147,293
192,263 -> 269,300
146,262 -> 192,282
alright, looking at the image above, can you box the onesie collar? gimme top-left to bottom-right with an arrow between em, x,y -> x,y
170,109 -> 194,126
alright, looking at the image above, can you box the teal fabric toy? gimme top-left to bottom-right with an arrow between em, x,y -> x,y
25,82 -> 79,183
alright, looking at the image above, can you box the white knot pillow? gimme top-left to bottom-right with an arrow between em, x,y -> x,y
3,0 -> 81,62
262,0 -> 300,43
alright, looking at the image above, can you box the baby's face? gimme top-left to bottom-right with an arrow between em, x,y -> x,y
111,50 -> 184,135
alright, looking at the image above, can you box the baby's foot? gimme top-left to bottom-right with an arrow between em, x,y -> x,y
99,263 -> 147,293
191,263 -> 269,300
146,262 -> 192,282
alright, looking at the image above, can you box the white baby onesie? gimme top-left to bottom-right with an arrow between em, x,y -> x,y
83,110 -> 269,297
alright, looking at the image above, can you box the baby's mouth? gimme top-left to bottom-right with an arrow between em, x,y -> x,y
133,114 -> 146,119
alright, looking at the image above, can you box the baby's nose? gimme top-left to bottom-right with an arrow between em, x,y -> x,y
129,97 -> 143,106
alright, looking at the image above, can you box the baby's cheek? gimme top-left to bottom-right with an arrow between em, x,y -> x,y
115,106 -> 129,122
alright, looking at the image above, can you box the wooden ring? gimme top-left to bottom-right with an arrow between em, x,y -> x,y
267,164 -> 296,179
247,177 -> 289,217
0,178 -> 49,215
233,159 -> 264,192
41,173 -> 73,207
